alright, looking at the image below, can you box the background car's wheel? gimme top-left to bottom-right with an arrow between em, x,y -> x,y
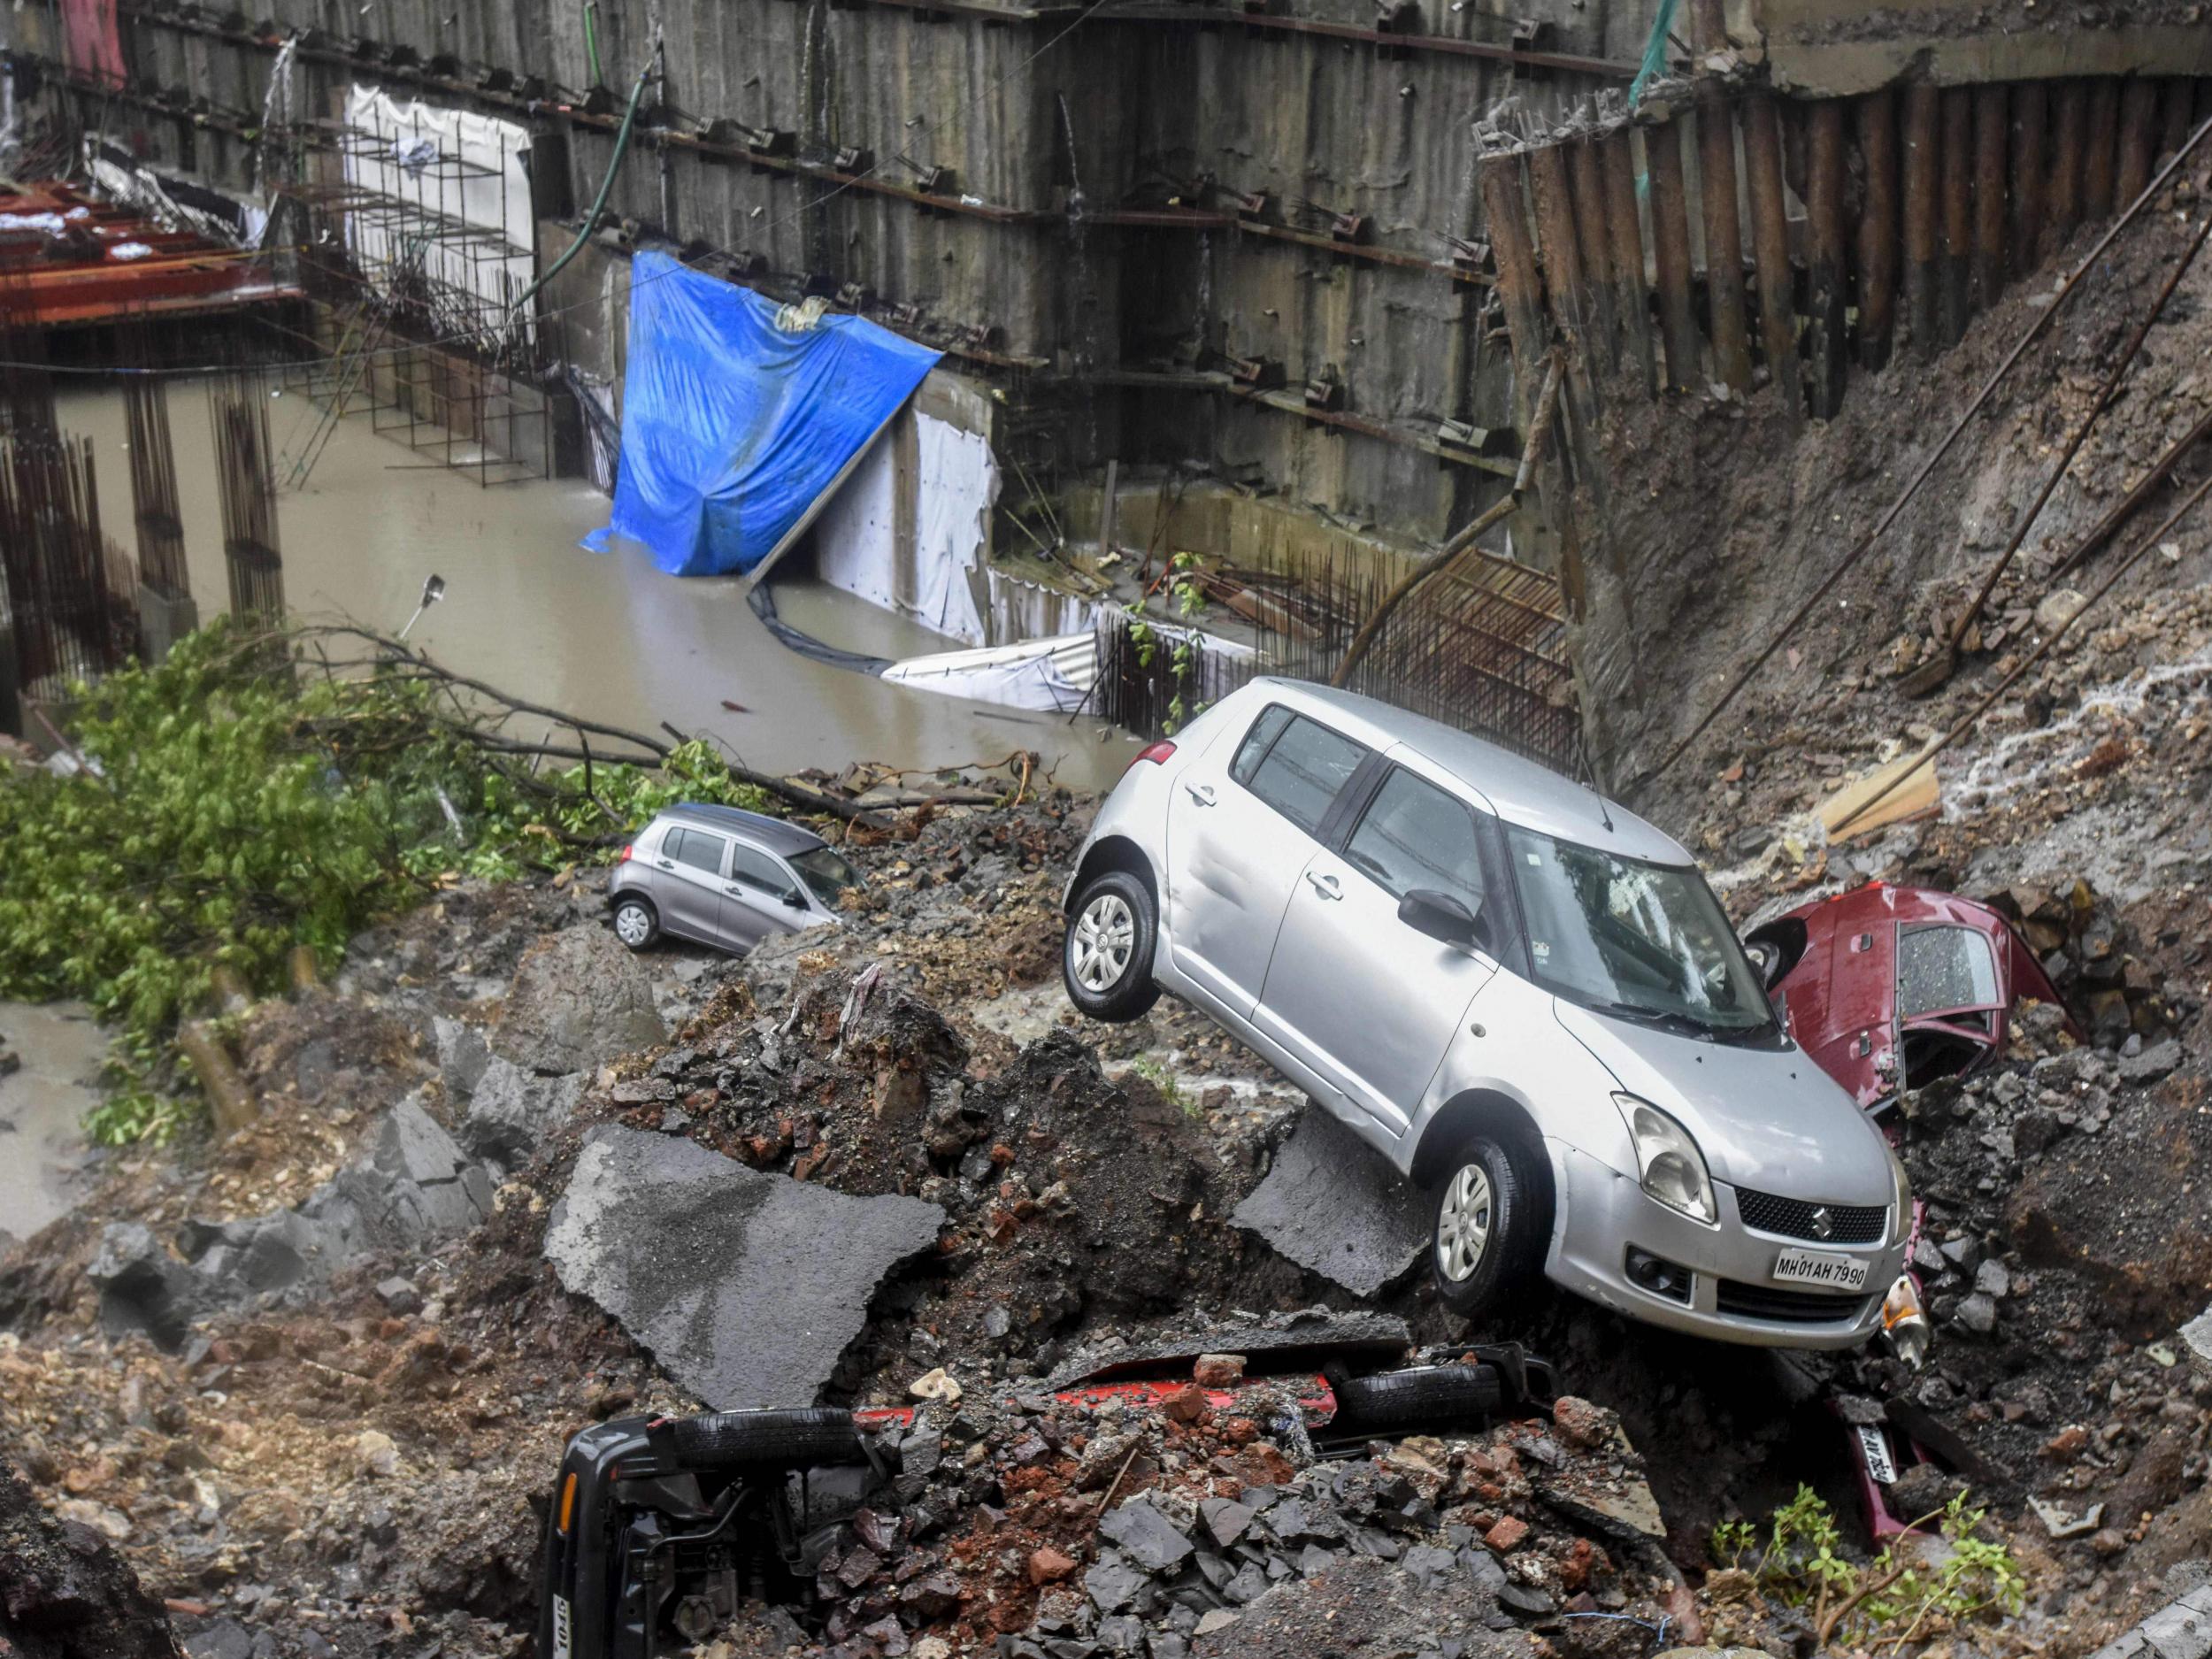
1331,1363 -> 1504,1432
611,895 -> 660,951
1063,871 -> 1160,1022
1430,1134 -> 1545,1319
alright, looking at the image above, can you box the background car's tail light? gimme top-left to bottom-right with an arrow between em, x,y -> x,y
618,843 -> 633,862
1127,740 -> 1176,772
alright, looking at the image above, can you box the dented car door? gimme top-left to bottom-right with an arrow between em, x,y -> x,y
1165,703 -> 1371,1020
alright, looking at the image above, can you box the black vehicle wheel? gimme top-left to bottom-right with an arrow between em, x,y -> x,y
1063,871 -> 1161,1022
1430,1134 -> 1546,1319
611,895 -> 660,951
659,1408 -> 867,1471
1333,1363 -> 1505,1432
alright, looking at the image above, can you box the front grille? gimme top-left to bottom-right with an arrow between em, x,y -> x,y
1715,1279 -> 1876,1324
1733,1187 -> 1887,1245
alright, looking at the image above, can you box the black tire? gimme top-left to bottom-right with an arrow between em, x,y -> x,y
611,894 -> 660,952
1429,1133 -> 1547,1320
1333,1363 -> 1505,1432
1063,870 -> 1161,1022
659,1408 -> 866,1471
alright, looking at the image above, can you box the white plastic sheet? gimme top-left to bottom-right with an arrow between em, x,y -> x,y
813,410 -> 996,644
879,633 -> 1096,713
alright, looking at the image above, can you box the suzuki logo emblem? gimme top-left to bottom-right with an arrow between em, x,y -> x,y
1810,1206 -> 1836,1240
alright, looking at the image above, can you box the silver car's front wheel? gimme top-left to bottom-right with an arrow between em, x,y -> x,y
1436,1164 -> 1493,1282
1071,893 -> 1135,993
1429,1134 -> 1542,1319
1061,869 -> 1160,1023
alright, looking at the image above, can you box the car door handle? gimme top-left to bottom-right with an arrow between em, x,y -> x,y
655,859 -> 674,871
1305,872 -> 1341,900
1184,782 -> 1217,807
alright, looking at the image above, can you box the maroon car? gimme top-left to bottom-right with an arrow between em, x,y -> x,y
1746,882 -> 2072,1111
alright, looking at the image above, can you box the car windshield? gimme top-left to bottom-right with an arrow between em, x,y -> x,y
790,847 -> 865,909
1897,924 -> 2001,1016
1505,826 -> 1775,1036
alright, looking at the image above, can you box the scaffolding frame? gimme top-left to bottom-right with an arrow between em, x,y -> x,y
262,101 -> 553,488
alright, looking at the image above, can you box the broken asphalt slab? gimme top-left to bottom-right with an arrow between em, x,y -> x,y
543,1125 -> 946,1409
1232,1105 -> 1431,1297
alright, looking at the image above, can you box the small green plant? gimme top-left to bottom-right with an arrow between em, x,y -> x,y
1709,1486 -> 2026,1649
1125,1056 -> 1203,1120
1168,552 -> 1209,619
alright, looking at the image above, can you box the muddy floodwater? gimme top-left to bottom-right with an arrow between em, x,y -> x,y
0,1002 -> 102,1243
57,381 -> 1135,789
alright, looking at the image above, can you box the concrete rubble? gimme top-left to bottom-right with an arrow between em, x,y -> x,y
1230,1102 -> 1430,1297
543,1123 -> 945,1409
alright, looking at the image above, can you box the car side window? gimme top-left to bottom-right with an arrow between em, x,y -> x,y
1342,768 -> 1486,915
1230,705 -> 1296,787
666,827 -> 726,876
729,843 -> 794,896
1243,712 -> 1370,833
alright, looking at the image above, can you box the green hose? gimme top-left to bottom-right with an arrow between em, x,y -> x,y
584,2 -> 603,88
509,58 -> 651,315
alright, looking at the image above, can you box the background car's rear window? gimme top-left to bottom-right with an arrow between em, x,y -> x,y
1236,710 -> 1368,833
664,827 -> 725,874
1897,925 -> 2000,1016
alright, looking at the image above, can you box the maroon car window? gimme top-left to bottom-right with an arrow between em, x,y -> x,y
1896,925 -> 1999,1017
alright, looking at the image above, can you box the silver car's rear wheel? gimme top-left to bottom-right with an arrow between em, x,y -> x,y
612,896 -> 658,949
1071,893 -> 1135,993
1436,1164 -> 1493,1282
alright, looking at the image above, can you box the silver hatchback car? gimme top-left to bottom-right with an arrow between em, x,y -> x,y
1062,680 -> 1911,1348
609,803 -> 864,955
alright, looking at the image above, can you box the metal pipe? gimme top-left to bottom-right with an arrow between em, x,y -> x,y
1527,142 -> 1589,339
2011,81 -> 2047,277
1939,88 -> 1972,346
2116,77 -> 2161,205
1972,84 -> 2008,314
2084,77 -> 2121,219
1804,100 -> 1847,419
1855,89 -> 1898,371
1569,137 -> 1620,373
1698,93 -> 1753,393
1601,128 -> 1656,397
1646,117 -> 1701,390
1902,82 -> 1940,358
1742,93 -> 1799,423
2049,79 -> 2085,249
1479,154 -> 1548,429
2160,77 -> 2196,163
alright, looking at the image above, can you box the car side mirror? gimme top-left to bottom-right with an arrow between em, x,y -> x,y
784,888 -> 809,909
1400,887 -> 1485,953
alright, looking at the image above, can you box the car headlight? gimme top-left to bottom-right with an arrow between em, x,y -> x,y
1614,1094 -> 1717,1225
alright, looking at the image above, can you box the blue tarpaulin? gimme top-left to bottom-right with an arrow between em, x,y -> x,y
585,250 -> 941,576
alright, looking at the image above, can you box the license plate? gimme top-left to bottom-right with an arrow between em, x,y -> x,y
552,1594 -> 573,1659
1857,1425 -> 1897,1485
1772,1247 -> 1870,1292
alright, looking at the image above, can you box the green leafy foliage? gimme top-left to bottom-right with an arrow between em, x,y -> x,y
0,623 -> 774,1071
1709,1485 -> 2027,1648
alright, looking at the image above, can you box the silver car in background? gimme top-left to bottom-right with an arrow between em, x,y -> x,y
1062,680 -> 1910,1348
609,803 -> 864,956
